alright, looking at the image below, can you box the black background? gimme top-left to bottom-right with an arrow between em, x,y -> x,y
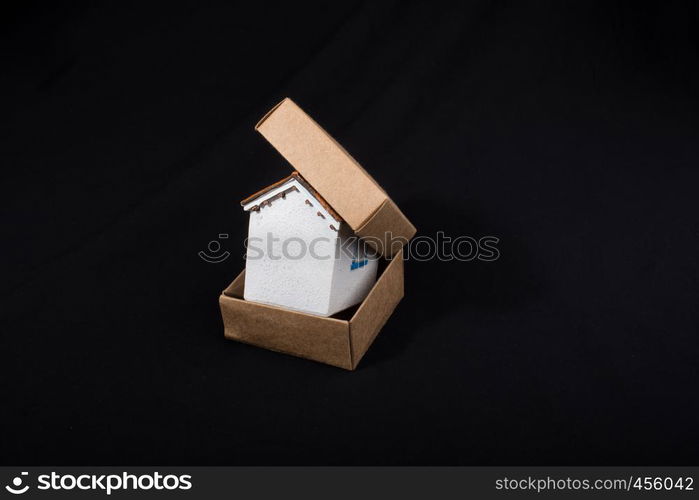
2,1 -> 698,465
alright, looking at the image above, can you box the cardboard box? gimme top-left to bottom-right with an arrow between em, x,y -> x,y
219,98 -> 416,369
220,249 -> 404,370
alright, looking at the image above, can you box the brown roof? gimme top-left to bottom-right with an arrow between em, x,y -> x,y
240,171 -> 343,222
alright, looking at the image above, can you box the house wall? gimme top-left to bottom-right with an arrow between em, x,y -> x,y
243,179 -> 339,316
243,177 -> 378,317
328,225 -> 379,315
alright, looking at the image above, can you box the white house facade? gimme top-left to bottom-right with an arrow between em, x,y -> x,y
241,172 -> 378,317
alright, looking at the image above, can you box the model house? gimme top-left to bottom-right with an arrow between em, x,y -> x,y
241,171 -> 378,317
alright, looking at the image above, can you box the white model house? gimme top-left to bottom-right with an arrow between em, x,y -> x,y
241,171 -> 378,317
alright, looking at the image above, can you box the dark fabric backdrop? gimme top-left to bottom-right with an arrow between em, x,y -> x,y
1,1 -> 698,464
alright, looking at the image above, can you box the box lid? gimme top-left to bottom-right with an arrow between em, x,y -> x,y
255,98 -> 416,257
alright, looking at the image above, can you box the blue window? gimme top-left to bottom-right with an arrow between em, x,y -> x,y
350,259 -> 369,270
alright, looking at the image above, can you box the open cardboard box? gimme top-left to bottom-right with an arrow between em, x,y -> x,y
220,249 -> 404,369
219,98 -> 416,370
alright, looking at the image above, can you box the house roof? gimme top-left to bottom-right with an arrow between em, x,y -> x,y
240,171 -> 343,222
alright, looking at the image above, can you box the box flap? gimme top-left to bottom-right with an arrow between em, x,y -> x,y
255,98 -> 416,256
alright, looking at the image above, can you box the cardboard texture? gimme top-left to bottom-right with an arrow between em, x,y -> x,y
219,98 -> 415,369
255,98 -> 416,257
220,250 -> 405,370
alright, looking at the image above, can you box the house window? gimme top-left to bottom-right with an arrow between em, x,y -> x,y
350,259 -> 369,270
